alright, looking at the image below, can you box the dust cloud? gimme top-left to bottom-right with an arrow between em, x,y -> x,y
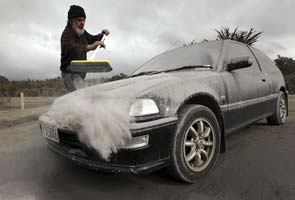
39,88 -> 135,160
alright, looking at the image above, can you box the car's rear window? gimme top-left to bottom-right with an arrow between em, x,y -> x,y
251,47 -> 279,73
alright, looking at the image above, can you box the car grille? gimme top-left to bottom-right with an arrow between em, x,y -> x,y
58,129 -> 83,149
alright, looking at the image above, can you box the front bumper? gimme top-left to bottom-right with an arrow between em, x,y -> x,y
44,117 -> 178,174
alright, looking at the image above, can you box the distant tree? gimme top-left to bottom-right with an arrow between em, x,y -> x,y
0,73 -> 133,97
183,40 -> 197,47
109,73 -> 128,81
274,55 -> 295,94
215,26 -> 263,46
274,55 -> 295,76
0,75 -> 9,84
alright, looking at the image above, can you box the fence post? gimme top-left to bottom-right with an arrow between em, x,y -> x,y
20,92 -> 24,110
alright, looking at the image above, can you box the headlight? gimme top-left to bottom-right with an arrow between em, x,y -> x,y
130,98 -> 160,117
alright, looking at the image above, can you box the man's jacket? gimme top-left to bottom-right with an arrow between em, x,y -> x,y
60,24 -> 104,72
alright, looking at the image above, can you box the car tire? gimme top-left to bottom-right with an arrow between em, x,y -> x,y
267,91 -> 287,125
169,105 -> 221,183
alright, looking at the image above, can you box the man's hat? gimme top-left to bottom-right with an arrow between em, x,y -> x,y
68,5 -> 86,20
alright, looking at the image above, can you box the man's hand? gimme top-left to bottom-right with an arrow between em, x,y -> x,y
101,29 -> 110,36
96,40 -> 106,49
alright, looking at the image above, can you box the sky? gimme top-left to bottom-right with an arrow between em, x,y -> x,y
0,0 -> 294,80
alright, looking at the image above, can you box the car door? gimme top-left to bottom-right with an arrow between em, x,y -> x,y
221,41 -> 269,133
250,47 -> 277,114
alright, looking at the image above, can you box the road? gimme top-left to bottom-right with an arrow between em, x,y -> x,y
0,99 -> 294,200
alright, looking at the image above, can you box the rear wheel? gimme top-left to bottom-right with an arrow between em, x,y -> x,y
169,105 -> 221,183
267,91 -> 287,125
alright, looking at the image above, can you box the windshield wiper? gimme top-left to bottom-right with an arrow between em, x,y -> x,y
128,71 -> 162,78
163,65 -> 213,73
129,65 -> 212,78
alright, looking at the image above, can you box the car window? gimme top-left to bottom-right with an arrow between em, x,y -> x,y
225,42 -> 260,72
251,47 -> 279,73
132,41 -> 222,74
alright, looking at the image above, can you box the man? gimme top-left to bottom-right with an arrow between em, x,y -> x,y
60,5 -> 110,92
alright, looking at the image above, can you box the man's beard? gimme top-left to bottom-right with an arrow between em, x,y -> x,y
72,23 -> 84,37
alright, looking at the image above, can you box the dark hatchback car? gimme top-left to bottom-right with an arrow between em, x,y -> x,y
40,40 -> 288,183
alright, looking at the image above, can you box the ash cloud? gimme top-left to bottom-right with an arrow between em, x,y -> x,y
39,86 -> 135,160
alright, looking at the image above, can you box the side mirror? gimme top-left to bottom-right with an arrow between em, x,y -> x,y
226,56 -> 253,71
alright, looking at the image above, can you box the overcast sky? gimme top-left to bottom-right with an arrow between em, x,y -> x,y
0,0 -> 294,80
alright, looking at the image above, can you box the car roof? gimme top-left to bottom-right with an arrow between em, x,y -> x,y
177,40 -> 249,52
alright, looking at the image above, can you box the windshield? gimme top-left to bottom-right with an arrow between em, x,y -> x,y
132,41 -> 222,75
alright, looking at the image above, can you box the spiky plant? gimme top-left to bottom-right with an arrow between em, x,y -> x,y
215,26 -> 263,46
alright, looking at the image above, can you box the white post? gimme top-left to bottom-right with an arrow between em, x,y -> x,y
20,92 -> 24,110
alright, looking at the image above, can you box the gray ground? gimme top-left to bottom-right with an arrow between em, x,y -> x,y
0,96 -> 294,200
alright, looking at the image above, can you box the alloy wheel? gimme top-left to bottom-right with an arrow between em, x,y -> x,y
183,118 -> 216,172
279,96 -> 286,122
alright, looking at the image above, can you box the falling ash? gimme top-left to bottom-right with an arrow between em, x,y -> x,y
39,89 -> 135,160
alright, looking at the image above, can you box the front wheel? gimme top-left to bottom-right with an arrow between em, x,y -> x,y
267,91 -> 287,125
169,105 -> 221,183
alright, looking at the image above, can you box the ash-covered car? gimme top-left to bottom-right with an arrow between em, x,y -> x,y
39,40 -> 288,183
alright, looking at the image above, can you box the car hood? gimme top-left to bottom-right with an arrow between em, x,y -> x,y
78,70 -> 218,97
86,73 -> 178,95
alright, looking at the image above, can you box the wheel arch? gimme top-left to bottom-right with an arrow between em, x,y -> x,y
177,93 -> 226,153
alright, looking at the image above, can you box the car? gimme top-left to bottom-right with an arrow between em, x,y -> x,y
39,40 -> 288,183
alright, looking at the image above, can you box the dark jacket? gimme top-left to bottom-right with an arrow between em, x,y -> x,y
60,24 -> 104,72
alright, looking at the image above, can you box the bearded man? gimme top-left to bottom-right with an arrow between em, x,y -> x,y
60,5 -> 110,92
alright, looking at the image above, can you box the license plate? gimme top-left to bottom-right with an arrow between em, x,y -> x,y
40,123 -> 60,143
